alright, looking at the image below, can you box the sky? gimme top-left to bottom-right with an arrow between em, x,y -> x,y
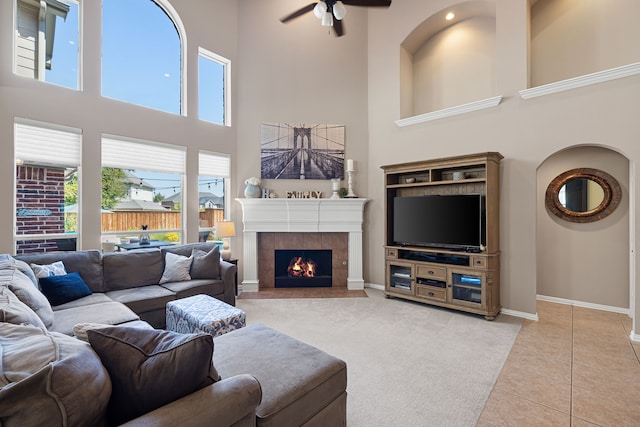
46,0 -> 225,198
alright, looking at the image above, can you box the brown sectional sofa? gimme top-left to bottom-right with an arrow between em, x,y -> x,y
13,241 -> 236,331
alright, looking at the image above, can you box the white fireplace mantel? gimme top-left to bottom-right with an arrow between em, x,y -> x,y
236,198 -> 368,292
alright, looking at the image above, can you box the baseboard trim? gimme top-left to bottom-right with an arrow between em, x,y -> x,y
536,294 -> 630,316
500,308 -> 539,321
365,283 -> 385,291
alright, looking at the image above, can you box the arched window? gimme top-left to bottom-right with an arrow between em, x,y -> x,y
102,0 -> 184,115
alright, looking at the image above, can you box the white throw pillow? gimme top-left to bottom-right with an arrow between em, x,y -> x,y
159,252 -> 193,284
30,261 -> 67,279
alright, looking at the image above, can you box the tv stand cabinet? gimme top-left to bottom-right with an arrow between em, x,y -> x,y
381,152 -> 503,320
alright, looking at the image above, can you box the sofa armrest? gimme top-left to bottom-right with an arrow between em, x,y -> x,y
220,260 -> 237,306
120,374 -> 262,427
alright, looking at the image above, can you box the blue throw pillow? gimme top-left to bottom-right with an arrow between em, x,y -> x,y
39,272 -> 92,306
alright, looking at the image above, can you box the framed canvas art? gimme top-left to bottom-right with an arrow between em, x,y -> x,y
260,123 -> 345,180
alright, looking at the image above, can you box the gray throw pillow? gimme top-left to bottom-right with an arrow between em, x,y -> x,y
190,246 -> 221,279
0,267 -> 54,328
0,286 -> 46,329
0,323 -> 111,427
87,326 -> 219,425
159,252 -> 193,284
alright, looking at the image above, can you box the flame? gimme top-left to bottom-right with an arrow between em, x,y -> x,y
287,256 -> 317,278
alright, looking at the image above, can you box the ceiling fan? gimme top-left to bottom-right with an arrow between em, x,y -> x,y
280,0 -> 392,37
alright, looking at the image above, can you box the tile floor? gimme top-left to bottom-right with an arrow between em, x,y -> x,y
478,300 -> 640,426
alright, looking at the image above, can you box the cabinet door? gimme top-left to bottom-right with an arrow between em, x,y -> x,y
448,269 -> 486,309
386,261 -> 414,294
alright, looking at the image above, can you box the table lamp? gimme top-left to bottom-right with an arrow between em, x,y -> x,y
215,220 -> 236,261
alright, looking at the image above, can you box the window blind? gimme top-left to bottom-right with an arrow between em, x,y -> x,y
199,151 -> 230,177
15,121 -> 81,167
102,136 -> 186,174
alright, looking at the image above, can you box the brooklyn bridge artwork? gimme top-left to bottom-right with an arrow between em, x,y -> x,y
260,123 -> 345,180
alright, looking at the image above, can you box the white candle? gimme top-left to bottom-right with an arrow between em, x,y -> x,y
346,159 -> 354,172
332,178 -> 340,191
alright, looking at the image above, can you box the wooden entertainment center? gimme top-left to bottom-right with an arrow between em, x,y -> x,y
381,152 -> 502,320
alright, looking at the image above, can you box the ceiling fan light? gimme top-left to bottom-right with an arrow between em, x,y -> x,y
333,1 -> 347,20
313,2 -> 327,19
321,11 -> 333,26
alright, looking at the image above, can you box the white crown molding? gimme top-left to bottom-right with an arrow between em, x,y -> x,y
519,62 -> 640,100
395,96 -> 503,127
536,294 -> 630,315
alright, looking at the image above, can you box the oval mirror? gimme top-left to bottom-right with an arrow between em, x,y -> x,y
545,168 -> 621,223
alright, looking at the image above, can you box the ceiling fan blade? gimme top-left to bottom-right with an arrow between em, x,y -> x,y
342,0 -> 391,7
280,3 -> 317,23
333,19 -> 345,37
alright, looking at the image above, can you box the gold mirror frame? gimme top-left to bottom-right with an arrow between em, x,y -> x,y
545,168 -> 622,223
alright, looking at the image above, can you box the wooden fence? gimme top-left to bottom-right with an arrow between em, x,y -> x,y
97,208 -> 225,232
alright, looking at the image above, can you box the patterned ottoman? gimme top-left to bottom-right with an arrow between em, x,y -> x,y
166,294 -> 246,337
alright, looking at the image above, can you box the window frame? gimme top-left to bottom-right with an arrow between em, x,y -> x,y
198,47 -> 231,126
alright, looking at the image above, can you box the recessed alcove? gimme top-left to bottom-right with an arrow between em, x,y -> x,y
529,0 -> 640,88
399,1 -> 497,122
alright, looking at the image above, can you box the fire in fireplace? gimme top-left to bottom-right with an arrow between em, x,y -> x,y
275,249 -> 332,288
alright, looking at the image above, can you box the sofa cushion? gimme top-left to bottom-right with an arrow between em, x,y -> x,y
0,266 -> 54,328
39,272 -> 93,306
106,285 -> 176,314
214,323 -> 348,427
51,292 -> 114,311
190,246 -> 221,279
159,252 -> 192,284
87,326 -> 219,425
160,278 -> 225,300
0,255 -> 39,288
16,250 -> 106,292
0,323 -> 111,427
0,286 -> 46,329
49,301 -> 140,336
103,249 -> 164,291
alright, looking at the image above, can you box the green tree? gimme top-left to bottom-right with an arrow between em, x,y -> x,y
101,168 -> 128,209
153,193 -> 165,203
65,168 -> 128,209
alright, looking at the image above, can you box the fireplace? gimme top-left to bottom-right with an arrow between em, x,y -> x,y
275,249 -> 332,288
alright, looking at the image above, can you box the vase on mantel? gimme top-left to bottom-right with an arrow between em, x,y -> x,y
244,183 -> 261,198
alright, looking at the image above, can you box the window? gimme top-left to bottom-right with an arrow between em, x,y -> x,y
102,0 -> 183,114
198,151 -> 230,241
198,48 -> 231,125
101,136 -> 186,249
15,0 -> 80,89
14,119 -> 82,254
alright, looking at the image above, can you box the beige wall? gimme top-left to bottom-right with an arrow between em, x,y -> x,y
531,0 -> 640,86
366,0 -> 640,320
537,146 -> 629,308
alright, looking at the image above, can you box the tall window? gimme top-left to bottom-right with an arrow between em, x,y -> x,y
101,136 -> 185,249
102,0 -> 182,114
15,0 -> 80,89
198,151 -> 230,241
14,119 -> 82,254
198,48 -> 230,125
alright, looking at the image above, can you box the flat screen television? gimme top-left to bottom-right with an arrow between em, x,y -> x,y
392,194 -> 485,250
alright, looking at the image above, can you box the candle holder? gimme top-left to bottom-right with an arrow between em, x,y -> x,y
330,178 -> 341,199
345,170 -> 357,198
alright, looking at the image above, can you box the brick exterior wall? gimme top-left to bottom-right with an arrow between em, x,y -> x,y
15,165 -> 67,254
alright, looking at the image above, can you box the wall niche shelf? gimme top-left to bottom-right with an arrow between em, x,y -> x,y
519,62 -> 640,100
381,152 -> 503,320
395,96 -> 503,128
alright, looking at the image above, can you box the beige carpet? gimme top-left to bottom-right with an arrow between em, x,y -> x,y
236,288 -> 522,427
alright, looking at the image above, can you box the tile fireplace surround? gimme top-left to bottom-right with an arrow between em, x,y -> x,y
236,198 -> 368,292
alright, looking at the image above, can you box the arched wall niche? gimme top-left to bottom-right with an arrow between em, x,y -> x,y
530,0 -> 640,87
399,1 -> 496,119
536,145 -> 630,309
